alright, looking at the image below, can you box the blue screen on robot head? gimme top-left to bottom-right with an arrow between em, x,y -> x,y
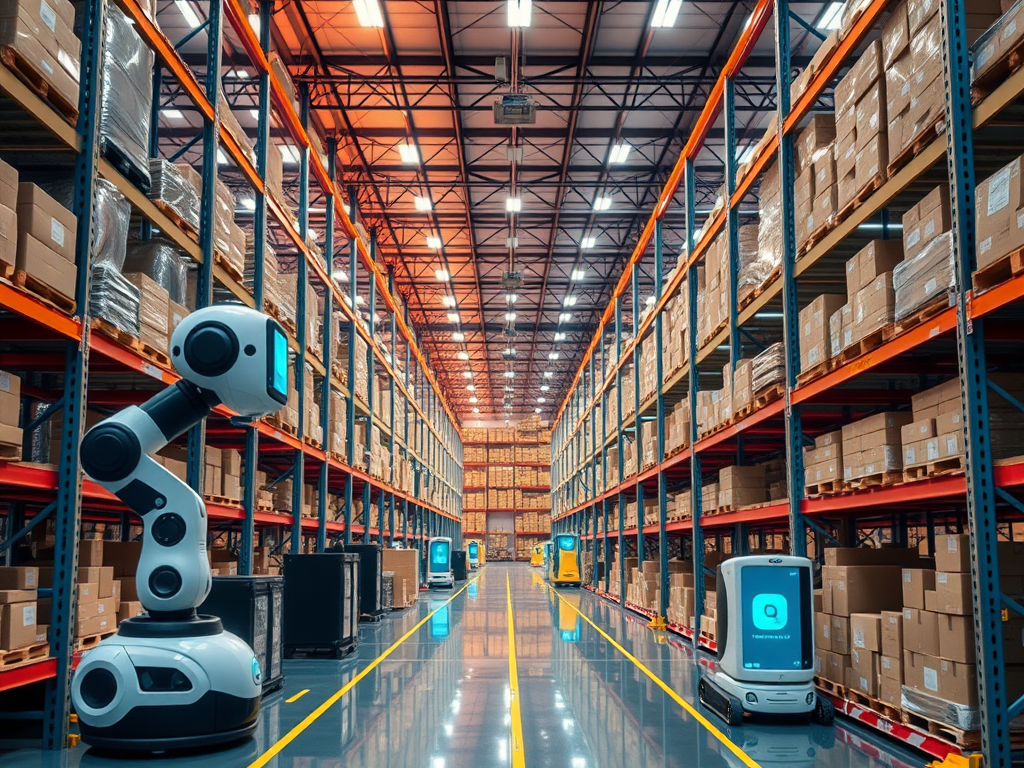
739,565 -> 813,671
468,542 -> 478,558
429,540 -> 450,572
267,321 -> 288,403
557,535 -> 575,551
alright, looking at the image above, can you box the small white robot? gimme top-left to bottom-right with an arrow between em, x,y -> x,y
426,536 -> 454,588
71,305 -> 289,750
698,555 -> 834,726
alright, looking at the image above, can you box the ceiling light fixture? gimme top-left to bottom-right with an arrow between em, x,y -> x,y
248,11 -> 260,34
608,142 -> 631,164
427,237 -> 443,250
543,371 -> 554,378
414,196 -> 433,211
353,0 -> 384,27
504,371 -> 515,378
534,407 -> 542,414
645,295 -> 656,306
355,296 -> 364,305
463,371 -> 473,379
457,351 -> 470,360
548,352 -> 560,360
563,295 -> 578,307
554,332 -> 566,342
505,312 -> 517,321
175,0 -> 202,29
593,196 -> 612,211
239,198 -> 256,212
162,108 -> 185,120
506,0 -> 532,27
398,143 -> 419,163
441,296 -> 456,307
650,0 -> 682,27
467,385 -> 476,392
446,312 -> 460,323
537,397 -> 546,404
506,293 -> 518,304
581,235 -> 597,249
216,149 -> 229,165
331,269 -> 349,283
472,407 -> 480,413
453,332 -> 465,342
540,384 -> 550,391
505,196 -> 522,212
559,312 -> 572,323
570,268 -> 586,281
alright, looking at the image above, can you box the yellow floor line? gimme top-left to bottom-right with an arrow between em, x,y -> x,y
545,582 -> 764,768
506,573 -> 527,768
284,689 -> 309,703
248,576 -> 478,768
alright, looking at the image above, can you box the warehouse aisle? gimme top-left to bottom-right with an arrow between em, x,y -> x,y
0,563 -> 925,768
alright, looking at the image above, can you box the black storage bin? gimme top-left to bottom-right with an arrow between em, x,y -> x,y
199,575 -> 284,693
283,553 -> 360,658
452,550 -> 468,581
333,543 -> 385,620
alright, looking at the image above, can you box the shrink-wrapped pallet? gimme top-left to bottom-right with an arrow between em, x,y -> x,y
893,231 -> 955,321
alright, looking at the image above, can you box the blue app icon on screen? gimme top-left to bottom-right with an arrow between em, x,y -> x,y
752,593 -> 788,631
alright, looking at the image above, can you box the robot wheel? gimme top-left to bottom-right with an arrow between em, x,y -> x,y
698,675 -> 744,726
812,694 -> 835,726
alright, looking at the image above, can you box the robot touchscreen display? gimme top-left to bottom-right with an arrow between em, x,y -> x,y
739,566 -> 812,671
269,323 -> 288,400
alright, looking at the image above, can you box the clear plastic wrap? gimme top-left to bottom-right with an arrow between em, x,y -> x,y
751,342 -> 785,395
757,162 -> 783,276
148,159 -> 200,231
91,262 -> 140,335
893,231 -> 955,321
123,238 -> 188,304
901,687 -> 981,731
99,5 -> 154,189
973,1 -> 1024,81
43,178 -> 130,269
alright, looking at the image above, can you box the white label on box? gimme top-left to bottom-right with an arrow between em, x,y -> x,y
905,447 -> 916,465
25,571 -> 35,587
901,81 -> 910,97
854,629 -> 865,648
22,605 -> 35,626
938,572 -> 948,584
882,657 -> 892,670
925,277 -> 937,296
924,666 -> 939,692
907,229 -> 921,249
0,371 -> 10,394
904,608 -> 912,620
904,571 -> 912,582
948,537 -> 959,552
989,166 -> 1011,216
860,677 -> 869,690
823,625 -> 829,638
41,57 -> 54,75
980,236 -> 992,254
947,435 -> 959,454
924,220 -> 936,239
39,0 -> 57,31
50,217 -> 64,248
927,440 -> 940,461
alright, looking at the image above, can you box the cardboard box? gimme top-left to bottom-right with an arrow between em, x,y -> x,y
850,613 -> 882,652
16,183 -> 76,260
827,565 -> 905,617
117,600 -> 142,623
880,676 -> 902,707
883,0 -> 910,67
902,568 -> 936,609
816,612 -> 832,652
382,548 -> 419,606
0,157 -> 17,210
938,613 -> 976,663
935,533 -> 970,572
0,203 -> 15,268
800,294 -> 846,370
925,571 -> 972,615
830,615 -> 850,655
102,541 -> 142,577
824,547 -> 921,567
0,566 -> 37,590
903,607 -> 940,656
847,239 -> 903,296
826,650 -> 851,685
78,538 -> 103,567
0,601 -> 36,649
15,232 -> 76,298
880,653 -> 902,683
0,589 -> 35,604
851,647 -> 880,696
855,82 -> 887,148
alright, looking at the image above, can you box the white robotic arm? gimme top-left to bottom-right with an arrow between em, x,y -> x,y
72,305 -> 289,750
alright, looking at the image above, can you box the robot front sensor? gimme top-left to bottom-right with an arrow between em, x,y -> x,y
71,305 -> 289,751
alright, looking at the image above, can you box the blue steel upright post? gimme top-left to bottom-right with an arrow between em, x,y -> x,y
655,220 -> 669,619
774,0 -> 807,557
42,0 -> 105,745
615,298 -> 626,604
632,263 -> 644,569
940,0 -> 1011,763
343,192 -> 358,545
363,240 -> 376,544
317,138 -> 337,553
686,157 -> 704,646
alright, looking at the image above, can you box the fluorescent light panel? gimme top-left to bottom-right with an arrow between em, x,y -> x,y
651,0 -> 682,27
581,236 -> 597,249
570,269 -> 586,281
818,2 -> 845,30
435,268 -> 450,280
593,196 -> 612,211
175,0 -> 202,29
414,196 -> 433,211
505,196 -> 522,212
427,237 -> 443,250
441,296 -> 456,307
562,295 -> 577,307
507,0 -> 532,27
608,142 -> 630,164
452,332 -> 465,341
354,0 -> 384,27
398,143 -> 419,163
163,109 -> 185,120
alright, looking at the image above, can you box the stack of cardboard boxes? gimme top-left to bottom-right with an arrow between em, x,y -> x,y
0,0 -> 80,114
815,547 -> 919,697
124,272 -> 170,352
828,239 -> 904,358
0,368 -> 22,459
804,430 -> 844,492
795,116 -> 837,248
0,565 -> 43,651
835,40 -> 888,212
894,186 -> 954,322
901,379 -> 964,475
717,465 -> 766,509
800,294 -> 845,373
842,412 -> 912,484
9,180 -> 78,301
975,155 -> 1024,272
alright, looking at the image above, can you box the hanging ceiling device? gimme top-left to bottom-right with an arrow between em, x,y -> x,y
493,94 -> 536,125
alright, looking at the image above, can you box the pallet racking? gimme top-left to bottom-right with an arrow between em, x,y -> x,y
549,0 -> 1024,763
0,0 -> 462,745
462,425 -> 551,561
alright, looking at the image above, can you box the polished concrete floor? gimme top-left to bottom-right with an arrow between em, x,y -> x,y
0,563 -> 925,768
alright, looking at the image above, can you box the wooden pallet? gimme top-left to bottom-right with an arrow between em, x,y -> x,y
887,119 -> 943,177
738,264 -> 782,311
76,630 -> 116,650
900,709 -> 988,750
204,494 -> 241,507
0,440 -> 22,460
796,359 -> 834,386
972,34 -> 1024,104
805,479 -> 848,497
0,641 -> 48,668
753,382 -> 784,409
895,295 -> 952,334
0,45 -> 78,125
904,456 -> 966,482
799,220 -> 836,257
837,173 -> 885,221
846,688 -> 902,723
848,471 -> 903,490
139,340 -> 172,368
814,676 -> 847,699
264,415 -> 298,437
837,325 -> 888,364
11,270 -> 76,314
973,246 -> 1024,294
152,199 -> 198,238
214,251 -> 245,285
0,262 -> 14,281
